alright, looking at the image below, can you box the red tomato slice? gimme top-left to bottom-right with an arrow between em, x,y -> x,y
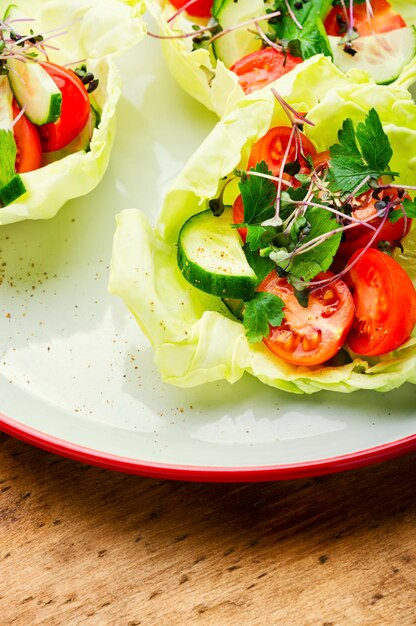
170,0 -> 212,18
325,0 -> 406,37
346,248 -> 416,356
334,189 -> 412,269
232,194 -> 247,243
258,270 -> 355,366
248,126 -> 317,177
12,101 -> 42,173
39,62 -> 90,152
230,48 -> 303,94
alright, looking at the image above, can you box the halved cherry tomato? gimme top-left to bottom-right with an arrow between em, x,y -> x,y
334,189 -> 412,269
258,270 -> 355,366
38,62 -> 90,152
230,48 -> 303,95
248,126 -> 317,177
232,194 -> 246,243
170,0 -> 212,18
325,0 -> 406,37
346,248 -> 416,356
12,101 -> 42,173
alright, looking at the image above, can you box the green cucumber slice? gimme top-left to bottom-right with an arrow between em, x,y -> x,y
177,208 -> 257,300
328,26 -> 416,85
0,78 -> 26,206
0,175 -> 26,207
7,58 -> 62,125
212,0 -> 266,68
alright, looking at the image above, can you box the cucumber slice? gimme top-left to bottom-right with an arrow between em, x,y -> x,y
177,208 -> 257,300
7,58 -> 62,125
0,78 -> 26,206
328,26 -> 416,85
0,175 -> 26,207
212,0 -> 266,68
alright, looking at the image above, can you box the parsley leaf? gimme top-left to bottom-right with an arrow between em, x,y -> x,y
246,224 -> 276,252
0,129 -> 17,187
329,109 -> 397,193
243,291 -> 285,344
356,108 -> 392,172
243,244 -> 275,284
389,197 -> 416,223
289,206 -> 342,281
238,161 -> 276,225
270,0 -> 333,59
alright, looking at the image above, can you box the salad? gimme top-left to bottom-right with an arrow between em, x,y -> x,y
0,0 -> 145,225
109,69 -> 416,394
145,0 -> 416,117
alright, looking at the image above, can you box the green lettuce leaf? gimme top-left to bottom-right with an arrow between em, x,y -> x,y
145,0 -> 416,117
0,0 -> 146,225
110,64 -> 416,394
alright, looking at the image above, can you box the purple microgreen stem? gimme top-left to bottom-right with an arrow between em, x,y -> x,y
306,203 -> 391,289
377,183 -> 416,191
274,124 -> 297,221
147,24 -> 214,40
348,0 -> 355,38
271,87 -> 315,127
365,0 -> 374,21
167,0 -> 201,23
255,23 -> 283,53
10,103 -> 26,130
341,174 -> 371,206
148,9 -> 282,43
284,0 -> 302,30
63,58 -> 87,68
241,170 -> 293,187
206,10 -> 282,46
291,199 -> 377,230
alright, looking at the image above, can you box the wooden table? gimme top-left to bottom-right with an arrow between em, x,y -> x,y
1,433 -> 415,625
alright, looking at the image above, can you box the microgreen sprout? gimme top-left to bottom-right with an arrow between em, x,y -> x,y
0,15 -> 98,92
147,10 -> 282,48
283,0 -> 303,30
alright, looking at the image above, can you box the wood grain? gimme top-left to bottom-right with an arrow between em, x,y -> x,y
0,433 -> 415,625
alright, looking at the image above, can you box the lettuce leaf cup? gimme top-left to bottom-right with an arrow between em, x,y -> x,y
109,57 -> 416,394
0,0 -> 146,225
145,0 -> 416,118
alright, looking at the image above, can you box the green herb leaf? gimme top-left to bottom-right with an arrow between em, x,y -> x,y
246,224 -> 276,251
270,0 -> 333,59
238,161 -> 276,225
329,110 -> 397,193
243,244 -> 275,284
243,291 -> 285,343
390,197 -> 416,222
289,206 -> 342,281
356,108 -> 393,172
0,129 -> 17,187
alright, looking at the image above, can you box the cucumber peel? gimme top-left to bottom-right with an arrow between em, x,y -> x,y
7,58 -> 62,125
0,175 -> 26,206
177,208 -> 258,300
329,26 -> 416,85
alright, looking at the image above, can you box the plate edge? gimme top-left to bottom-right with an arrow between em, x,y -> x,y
0,411 -> 415,482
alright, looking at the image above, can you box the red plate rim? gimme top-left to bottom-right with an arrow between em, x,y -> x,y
1,410 -> 415,482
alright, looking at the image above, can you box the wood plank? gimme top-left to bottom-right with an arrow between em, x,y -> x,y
0,433 -> 415,625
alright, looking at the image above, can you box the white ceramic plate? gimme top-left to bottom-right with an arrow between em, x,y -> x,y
0,35 -> 415,482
